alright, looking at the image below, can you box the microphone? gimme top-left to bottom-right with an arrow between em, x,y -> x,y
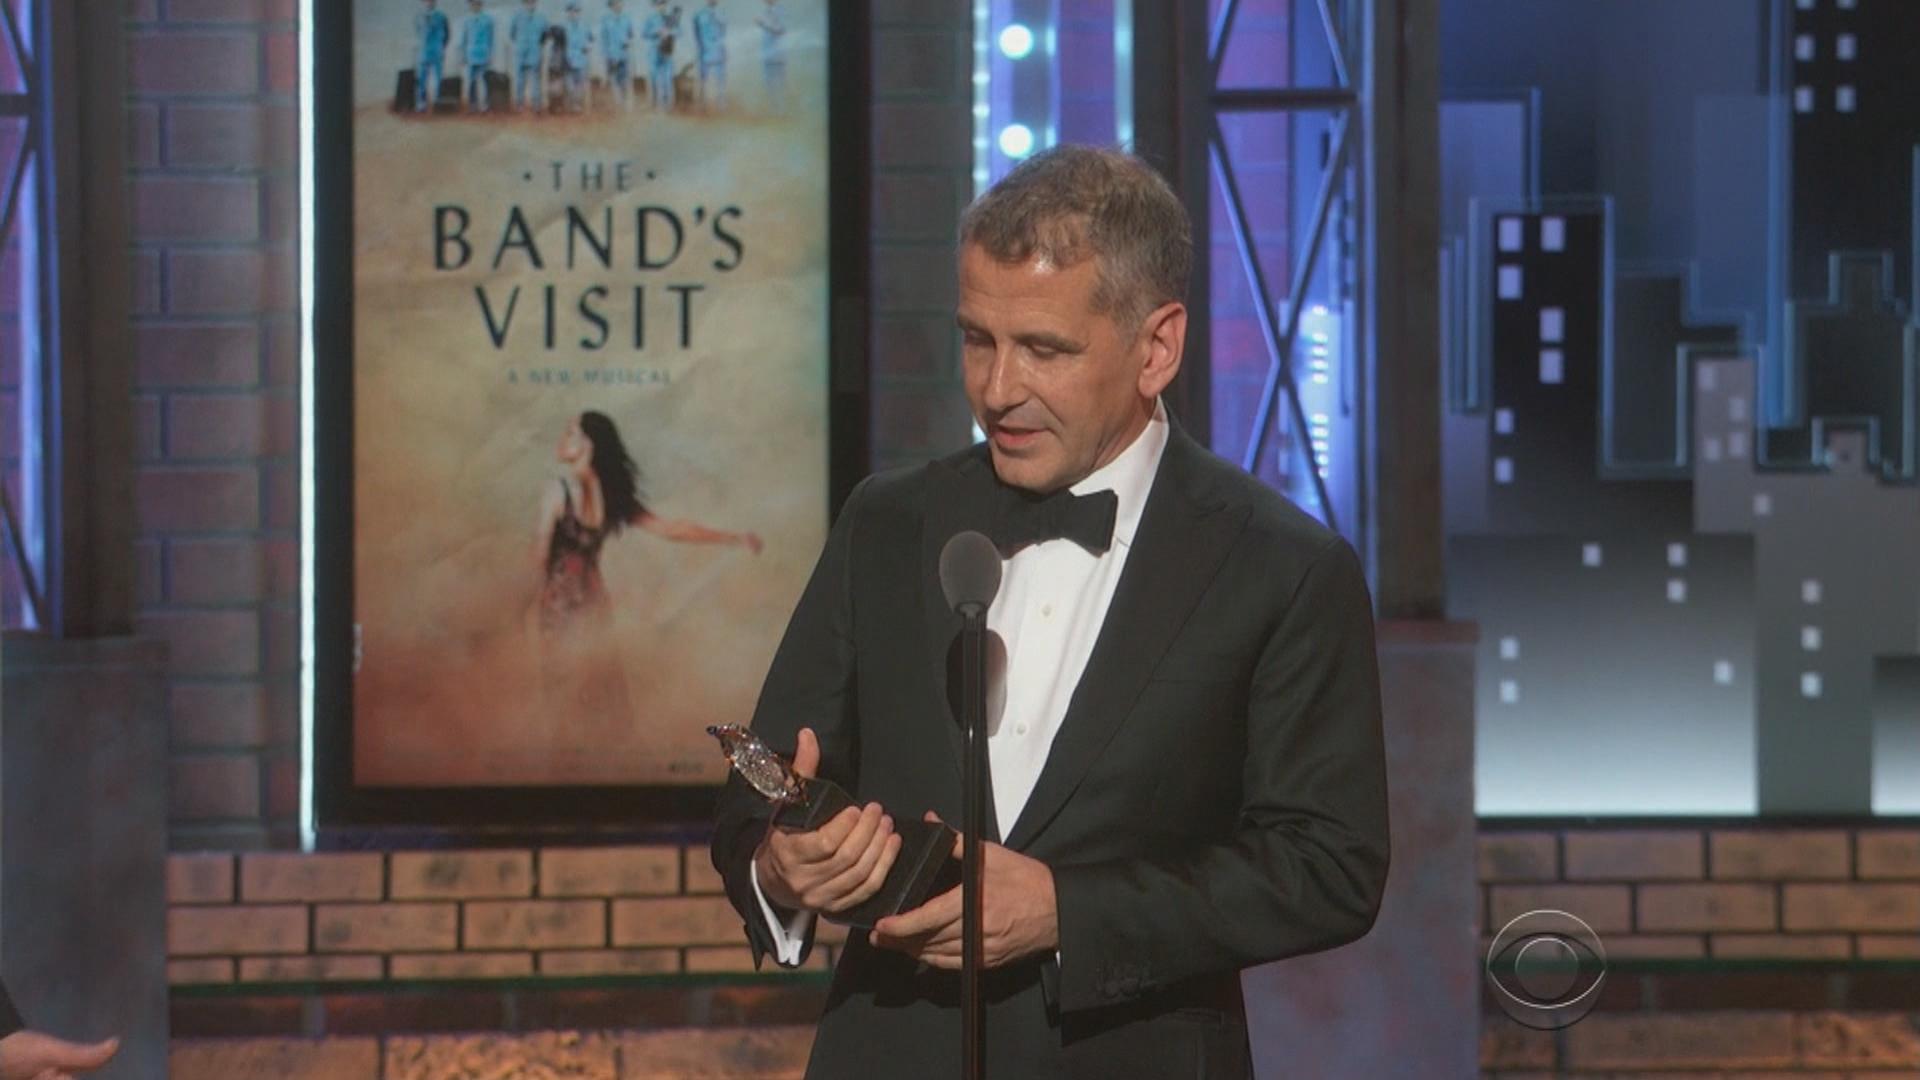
939,531 -> 1002,618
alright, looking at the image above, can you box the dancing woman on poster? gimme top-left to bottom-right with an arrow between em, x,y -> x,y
532,410 -> 761,729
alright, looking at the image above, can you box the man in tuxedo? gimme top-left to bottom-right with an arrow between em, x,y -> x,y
711,144 -> 1390,1078
0,983 -> 119,1079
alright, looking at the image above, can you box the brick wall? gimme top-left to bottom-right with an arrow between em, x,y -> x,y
1483,1012 -> 1920,1077
1480,825 -> 1920,961
172,1028 -> 817,1080
166,846 -> 845,986
165,827 -> 1920,989
128,0 -> 304,851
1479,824 -> 1920,1078
163,827 -> 1920,1078
129,3 -> 974,847
165,844 -> 832,1077
867,4 -> 975,475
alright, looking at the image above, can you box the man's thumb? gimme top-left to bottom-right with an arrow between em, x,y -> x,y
792,727 -> 820,780
42,1036 -> 118,1072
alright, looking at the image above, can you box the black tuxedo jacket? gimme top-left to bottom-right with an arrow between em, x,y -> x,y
0,980 -> 19,1037
712,425 -> 1390,1079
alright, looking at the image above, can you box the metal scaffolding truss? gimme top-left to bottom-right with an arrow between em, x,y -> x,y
1207,0 -> 1360,533
0,0 -> 45,629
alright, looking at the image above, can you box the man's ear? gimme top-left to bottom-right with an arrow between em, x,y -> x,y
1136,301 -> 1186,399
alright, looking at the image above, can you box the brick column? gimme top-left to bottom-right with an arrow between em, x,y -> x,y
3,636 -> 169,1077
126,0 -> 303,850
1243,621 -> 1480,1077
867,5 -> 975,472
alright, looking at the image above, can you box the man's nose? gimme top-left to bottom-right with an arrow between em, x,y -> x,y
979,349 -> 1024,412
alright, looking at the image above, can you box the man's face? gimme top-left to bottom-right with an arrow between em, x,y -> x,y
958,242 -> 1163,493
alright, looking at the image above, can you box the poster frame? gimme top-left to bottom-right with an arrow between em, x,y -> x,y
308,0 -> 872,840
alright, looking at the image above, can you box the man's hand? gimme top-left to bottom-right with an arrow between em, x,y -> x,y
869,816 -> 1057,969
753,727 -> 903,915
0,1031 -> 119,1080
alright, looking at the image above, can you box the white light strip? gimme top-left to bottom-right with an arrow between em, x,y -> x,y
970,0 -> 990,445
297,0 -> 318,852
1114,0 -> 1134,148
971,0 -> 991,195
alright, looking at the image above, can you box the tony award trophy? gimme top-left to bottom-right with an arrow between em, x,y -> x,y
708,724 -> 957,928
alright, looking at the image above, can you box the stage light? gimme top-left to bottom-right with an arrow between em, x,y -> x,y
999,123 -> 1036,158
999,23 -> 1035,60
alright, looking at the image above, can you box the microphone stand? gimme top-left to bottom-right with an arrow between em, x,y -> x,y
957,600 -> 988,1080
939,529 -> 1000,1080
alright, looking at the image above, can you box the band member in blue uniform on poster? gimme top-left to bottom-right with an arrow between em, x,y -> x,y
692,0 -> 726,109
641,0 -> 681,112
754,0 -> 785,112
414,0 -> 452,112
509,0 -> 548,111
601,0 -> 637,112
559,0 -> 594,112
459,0 -> 497,111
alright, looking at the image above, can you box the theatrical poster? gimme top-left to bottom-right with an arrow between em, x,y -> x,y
349,0 -> 828,787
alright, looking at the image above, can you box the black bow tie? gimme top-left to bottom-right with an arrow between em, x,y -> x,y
989,486 -> 1119,555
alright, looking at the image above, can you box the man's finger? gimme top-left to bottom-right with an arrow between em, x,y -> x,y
813,803 -> 884,876
792,726 -> 821,779
867,927 -> 930,956
817,817 -> 896,911
917,942 -> 961,964
835,805 -> 889,872
919,915 -> 962,949
838,830 -> 903,909
872,883 -> 960,940
779,804 -> 864,862
40,1037 -> 118,1073
802,806 -> 886,906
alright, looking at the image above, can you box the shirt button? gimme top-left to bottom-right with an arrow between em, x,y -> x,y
1041,604 -> 1054,618
1016,723 -> 1029,735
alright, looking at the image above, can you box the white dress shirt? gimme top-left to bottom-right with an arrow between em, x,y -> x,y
752,401 -> 1172,965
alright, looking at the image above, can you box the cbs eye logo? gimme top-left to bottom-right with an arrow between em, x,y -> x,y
1484,909 -> 1609,1030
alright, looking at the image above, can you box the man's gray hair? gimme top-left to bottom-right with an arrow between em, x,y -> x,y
958,145 -> 1192,332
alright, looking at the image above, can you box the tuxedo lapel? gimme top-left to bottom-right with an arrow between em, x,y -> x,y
919,446 -> 1003,841
1001,428 -> 1248,852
